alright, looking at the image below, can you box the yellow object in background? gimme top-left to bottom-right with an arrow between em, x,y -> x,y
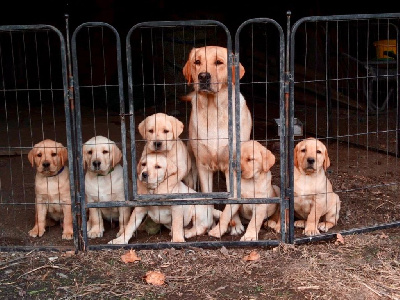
373,39 -> 397,59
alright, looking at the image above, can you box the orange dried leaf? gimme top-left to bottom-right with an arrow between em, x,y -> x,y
121,250 -> 141,263
145,270 -> 165,286
335,233 -> 345,245
243,250 -> 260,261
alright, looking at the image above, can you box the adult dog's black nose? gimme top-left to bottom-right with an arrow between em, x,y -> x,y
307,157 -> 315,165
42,161 -> 50,168
92,160 -> 101,169
198,72 -> 211,89
141,172 -> 148,180
153,141 -> 162,150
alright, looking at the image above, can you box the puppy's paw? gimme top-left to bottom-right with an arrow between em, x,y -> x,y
87,229 -> 103,238
318,222 -> 333,232
108,237 -> 128,244
240,234 -> 257,241
171,237 -> 185,243
208,226 -> 223,238
62,231 -> 73,240
29,227 -> 45,238
304,227 -> 320,236
294,220 -> 306,228
230,223 -> 245,236
264,220 -> 281,233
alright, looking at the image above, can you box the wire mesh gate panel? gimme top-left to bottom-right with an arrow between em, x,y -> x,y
0,25 -> 77,251
289,13 -> 400,244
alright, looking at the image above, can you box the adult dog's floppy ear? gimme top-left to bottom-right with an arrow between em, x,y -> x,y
166,157 -> 178,179
112,143 -> 122,167
262,147 -> 276,172
169,115 -> 184,138
182,48 -> 195,84
232,62 -> 245,85
293,142 -> 301,168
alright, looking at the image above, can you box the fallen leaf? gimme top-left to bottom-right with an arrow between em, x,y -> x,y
243,250 -> 260,261
144,270 -> 165,286
335,233 -> 345,245
380,232 -> 389,239
61,251 -> 75,258
121,250 -> 141,263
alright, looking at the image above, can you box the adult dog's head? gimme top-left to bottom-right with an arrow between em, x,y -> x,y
83,135 -> 122,175
182,46 -> 245,94
240,140 -> 275,180
138,113 -> 184,152
294,138 -> 330,175
137,153 -> 177,190
28,139 -> 68,176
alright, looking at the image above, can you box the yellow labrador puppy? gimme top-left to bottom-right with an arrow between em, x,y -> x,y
28,139 -> 73,240
239,140 -> 279,241
83,135 -> 131,238
293,138 -> 341,236
108,152 -> 221,244
138,112 -> 196,190
182,46 -> 252,236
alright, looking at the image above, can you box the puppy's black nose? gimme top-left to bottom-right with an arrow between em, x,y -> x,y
153,141 -> 162,150
307,157 -> 315,165
92,160 -> 101,169
42,161 -> 50,168
141,172 -> 148,180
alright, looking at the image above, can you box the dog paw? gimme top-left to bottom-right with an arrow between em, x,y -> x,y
304,228 -> 320,236
294,220 -> 306,228
62,232 -> 73,240
230,224 -> 245,236
171,237 -> 185,243
240,235 -> 257,241
87,230 -> 103,238
318,222 -> 333,232
29,228 -> 45,238
208,227 -> 223,238
108,237 -> 128,244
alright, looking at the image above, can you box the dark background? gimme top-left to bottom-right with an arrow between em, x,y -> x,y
1,0 -> 400,34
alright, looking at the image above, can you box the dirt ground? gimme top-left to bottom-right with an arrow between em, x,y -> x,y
1,227 -> 400,299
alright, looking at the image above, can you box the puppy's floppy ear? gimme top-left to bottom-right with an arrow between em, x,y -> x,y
293,142 -> 300,168
28,146 -> 36,167
262,147 -> 276,172
112,143 -> 122,167
138,118 -> 147,139
165,158 -> 178,178
323,147 -> 331,171
232,62 -> 245,85
182,48 -> 195,84
169,115 -> 184,138
58,144 -> 68,166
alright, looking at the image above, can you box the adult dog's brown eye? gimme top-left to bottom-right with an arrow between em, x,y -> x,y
149,129 -> 154,133
317,150 -> 322,154
51,153 -> 57,157
163,129 -> 169,133
194,59 -> 201,65
88,150 -> 92,155
155,165 -> 161,169
37,153 -> 42,157
142,162 -> 146,166
247,158 -> 253,162
103,150 -> 109,154
301,149 -> 306,153
215,60 -> 223,65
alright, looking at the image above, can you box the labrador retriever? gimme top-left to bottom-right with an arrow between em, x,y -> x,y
182,45 -> 252,236
292,138 -> 341,236
83,135 -> 131,238
138,112 -> 196,191
28,139 -> 73,240
108,152 -> 221,244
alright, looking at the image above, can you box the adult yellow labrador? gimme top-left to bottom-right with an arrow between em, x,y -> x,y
83,135 -> 131,238
28,139 -> 73,240
182,45 -> 252,236
293,138 -> 341,236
